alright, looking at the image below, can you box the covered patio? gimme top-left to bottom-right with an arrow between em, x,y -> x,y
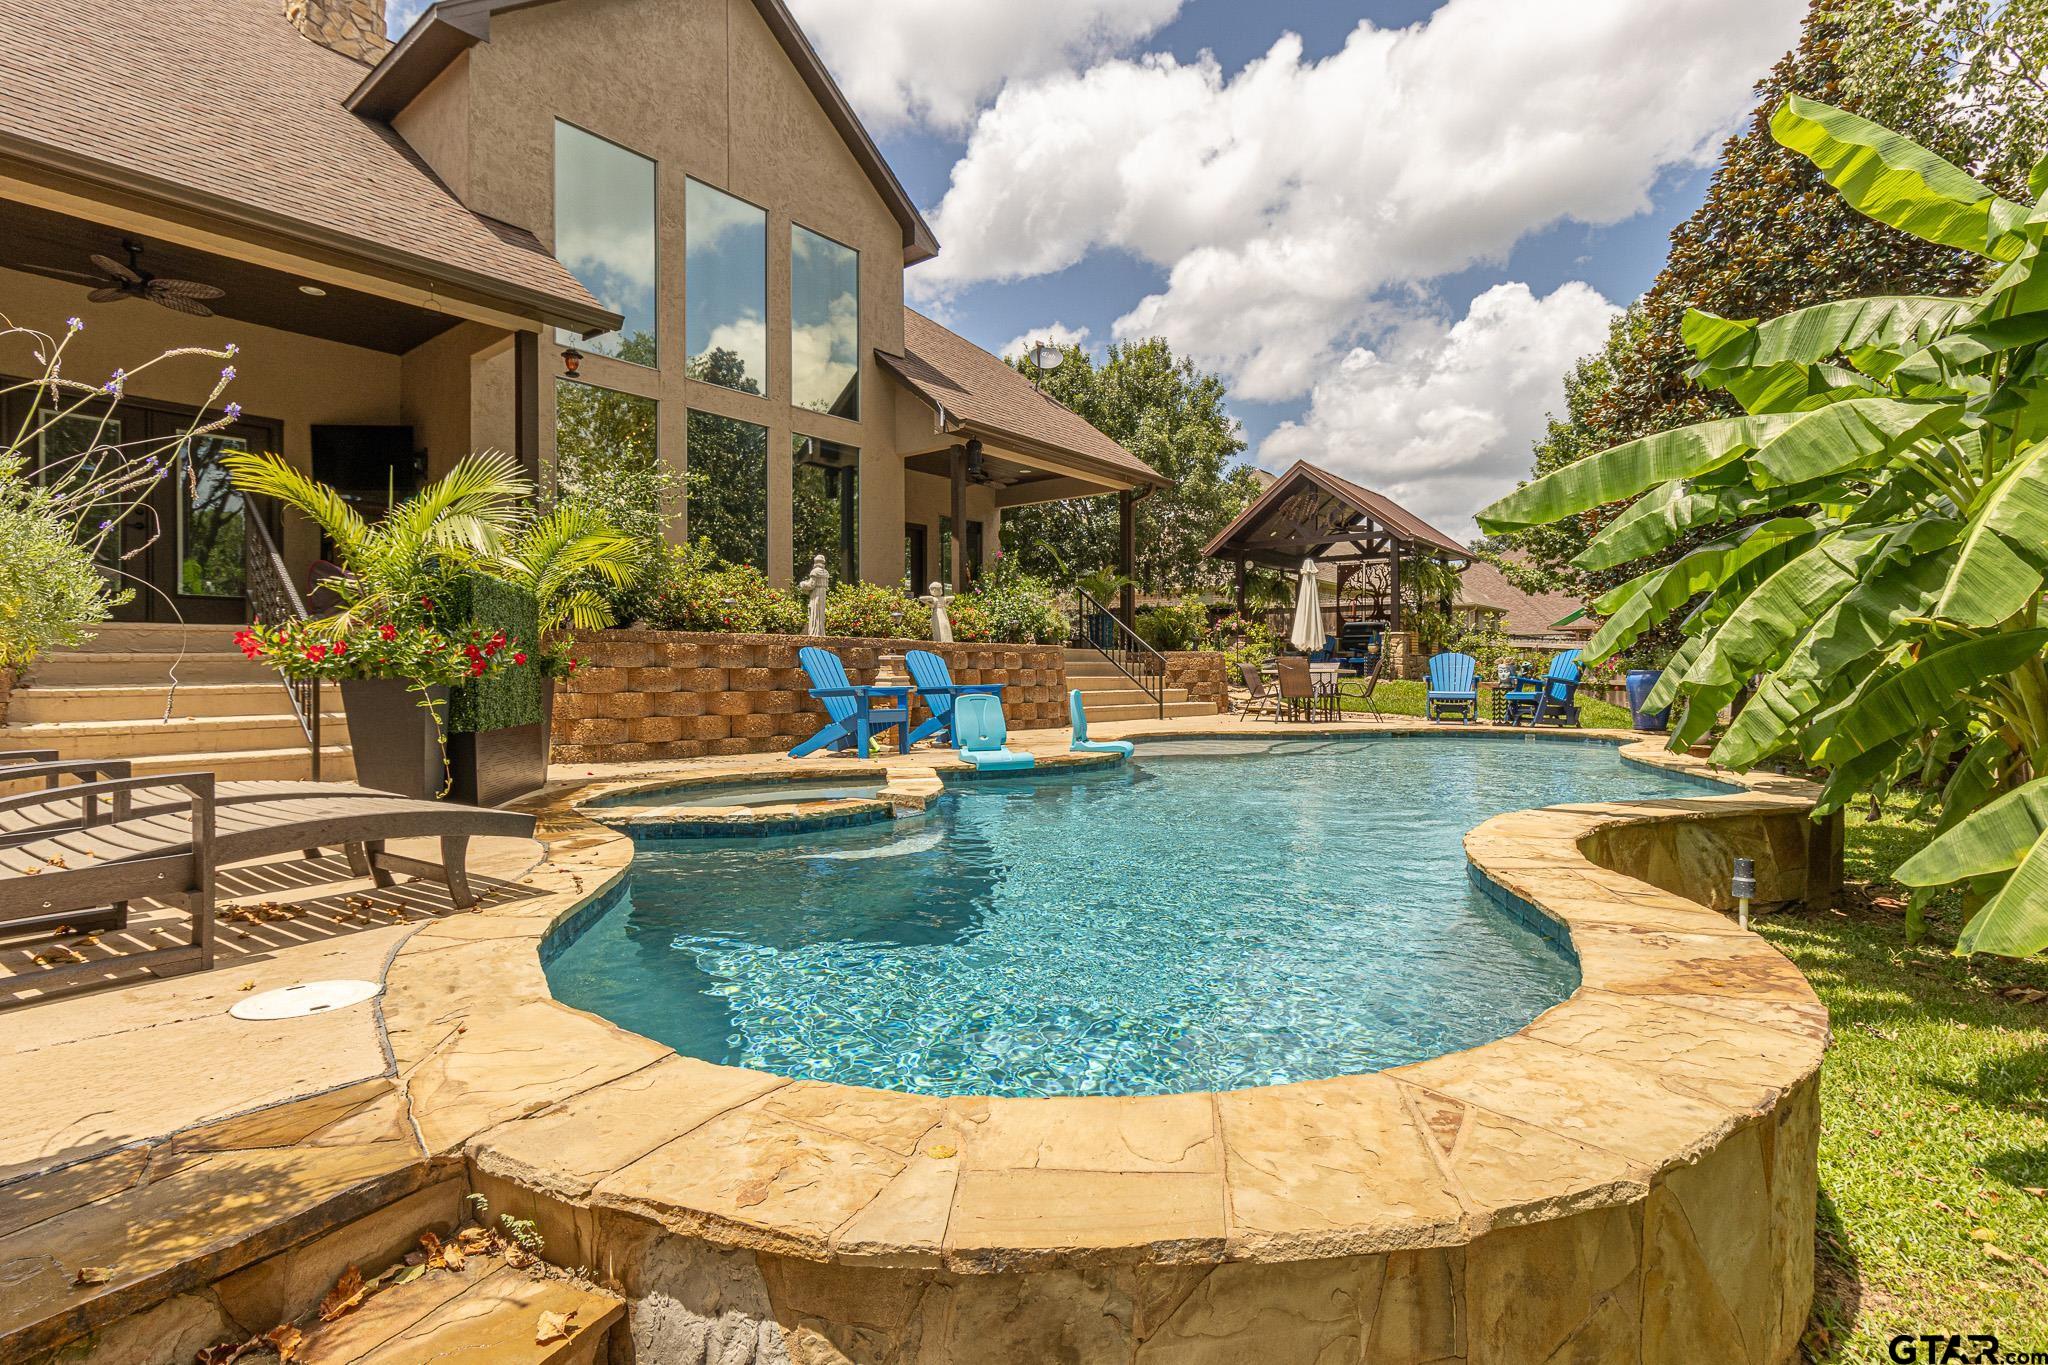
1203,460 -> 1470,676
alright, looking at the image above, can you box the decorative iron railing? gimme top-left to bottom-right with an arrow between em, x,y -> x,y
1069,586 -> 1167,718
243,510 -> 322,780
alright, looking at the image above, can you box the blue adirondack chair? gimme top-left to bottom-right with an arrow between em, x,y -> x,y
790,646 -> 910,759
1424,652 -> 1480,723
904,649 -> 1005,747
1069,689 -> 1134,758
953,693 -> 1035,771
1504,649 -> 1584,728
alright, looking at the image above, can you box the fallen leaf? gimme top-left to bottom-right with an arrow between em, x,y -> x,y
264,1323 -> 305,1362
2022,1187 -> 2046,1199
34,946 -> 87,966
441,1241 -> 466,1270
536,1309 -> 576,1344
239,981 -> 255,991
924,1144 -> 957,1160
419,1231 -> 443,1263
457,1226 -> 495,1253
194,1339 -> 259,1365
1970,1227 -> 1996,1242
1984,1244 -> 2019,1264
393,1264 -> 426,1286
318,1265 -> 368,1321
71,1265 -> 114,1287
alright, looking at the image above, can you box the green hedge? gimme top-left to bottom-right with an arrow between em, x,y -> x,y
443,574 -> 543,734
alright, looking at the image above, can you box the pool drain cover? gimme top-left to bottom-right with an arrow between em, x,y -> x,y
230,979 -> 382,1021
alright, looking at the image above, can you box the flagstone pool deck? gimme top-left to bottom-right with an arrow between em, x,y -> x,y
0,716 -> 1829,1364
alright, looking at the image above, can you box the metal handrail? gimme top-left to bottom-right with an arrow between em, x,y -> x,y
243,509 -> 322,780
1069,586 -> 1167,718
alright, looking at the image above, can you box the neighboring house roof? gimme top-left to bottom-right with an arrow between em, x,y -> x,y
0,0 -> 617,335
879,310 -> 1167,488
1203,460 -> 1470,564
1457,558 -> 1594,643
350,0 -> 939,266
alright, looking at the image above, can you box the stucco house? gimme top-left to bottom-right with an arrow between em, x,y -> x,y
0,0 -> 1164,623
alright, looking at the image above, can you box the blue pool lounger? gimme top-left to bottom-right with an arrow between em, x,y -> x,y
952,693 -> 1035,772
1069,690 -> 1134,758
1424,651 -> 1480,723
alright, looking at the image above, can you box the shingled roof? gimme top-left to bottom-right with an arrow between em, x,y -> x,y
1458,557 -> 1594,644
0,0 -> 617,334
879,310 -> 1166,488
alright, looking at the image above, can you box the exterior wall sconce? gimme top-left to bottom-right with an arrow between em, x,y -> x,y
560,347 -> 584,378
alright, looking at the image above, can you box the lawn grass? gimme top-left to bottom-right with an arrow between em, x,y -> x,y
1751,795 -> 2048,1360
1332,678 -> 1635,728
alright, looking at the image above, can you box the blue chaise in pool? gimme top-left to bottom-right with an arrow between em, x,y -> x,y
1504,648 -> 1584,727
790,646 -> 910,760
904,649 -> 1004,747
1069,689 -> 1134,758
1425,651 -> 1480,723
952,692 -> 1035,772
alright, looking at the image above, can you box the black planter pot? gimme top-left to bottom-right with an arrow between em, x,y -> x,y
339,679 -> 448,800
447,717 -> 548,807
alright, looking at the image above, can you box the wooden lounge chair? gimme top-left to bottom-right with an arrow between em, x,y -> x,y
790,646 -> 911,760
1425,652 -> 1480,723
1237,661 -> 1279,721
904,649 -> 1004,747
1068,690 -> 1134,758
1504,649 -> 1585,727
0,776 -> 537,988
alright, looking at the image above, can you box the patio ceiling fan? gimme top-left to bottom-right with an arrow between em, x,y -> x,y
77,241 -> 226,316
963,440 -> 1020,490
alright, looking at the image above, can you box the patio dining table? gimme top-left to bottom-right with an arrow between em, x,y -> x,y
1262,661 -> 1344,721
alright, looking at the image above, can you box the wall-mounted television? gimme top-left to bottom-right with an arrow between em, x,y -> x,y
311,425 -> 423,504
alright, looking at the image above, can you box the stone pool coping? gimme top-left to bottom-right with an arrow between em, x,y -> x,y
456,725 -> 1827,1275
0,719 -> 1829,1357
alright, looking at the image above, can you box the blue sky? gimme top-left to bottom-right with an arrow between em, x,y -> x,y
388,0 -> 1801,536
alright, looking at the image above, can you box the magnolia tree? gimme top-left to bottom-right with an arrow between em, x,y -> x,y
1480,96 -> 2048,959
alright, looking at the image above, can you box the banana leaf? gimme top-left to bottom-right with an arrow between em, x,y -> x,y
1812,629 -> 2048,764
1932,447 -> 2048,627
1476,413 -> 1796,531
1771,96 -> 2031,262
1584,519 -> 1815,662
1898,777 -> 2048,958
1685,296 -> 1977,380
1574,477 -> 1852,571
1748,396 -> 1960,487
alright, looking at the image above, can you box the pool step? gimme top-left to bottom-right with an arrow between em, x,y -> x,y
286,1261 -> 622,1365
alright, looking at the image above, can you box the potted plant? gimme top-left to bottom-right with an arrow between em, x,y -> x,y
226,451 -> 638,801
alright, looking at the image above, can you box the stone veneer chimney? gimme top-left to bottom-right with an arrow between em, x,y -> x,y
283,0 -> 392,63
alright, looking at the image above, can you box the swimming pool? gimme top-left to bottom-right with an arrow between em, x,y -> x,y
545,735 -> 1722,1097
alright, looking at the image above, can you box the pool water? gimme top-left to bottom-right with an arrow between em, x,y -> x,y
545,736 -> 1718,1097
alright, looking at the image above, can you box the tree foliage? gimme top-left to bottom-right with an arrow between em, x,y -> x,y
998,338 -> 1258,595
1479,96 -> 2048,958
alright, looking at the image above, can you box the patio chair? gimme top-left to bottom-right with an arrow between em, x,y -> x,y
1504,649 -> 1585,728
1274,656 -> 1323,722
0,775 -> 536,987
1237,661 -> 1279,721
790,646 -> 910,760
1425,652 -> 1480,723
1068,690 -> 1134,758
904,649 -> 1004,747
951,693 -> 1035,772
1335,652 -> 1386,722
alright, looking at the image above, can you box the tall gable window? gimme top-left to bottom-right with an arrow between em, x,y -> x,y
553,121 -> 657,366
791,226 -> 859,418
687,409 -> 768,568
686,180 -> 767,396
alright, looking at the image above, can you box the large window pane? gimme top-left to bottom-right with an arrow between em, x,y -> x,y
554,121 -> 657,366
555,380 -> 661,543
791,226 -> 859,418
686,180 -> 767,395
178,434 -> 250,598
686,409 -> 767,568
792,437 -> 857,582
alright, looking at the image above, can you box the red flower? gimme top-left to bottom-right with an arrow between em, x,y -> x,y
305,644 -> 327,663
419,597 -> 435,610
512,652 -> 528,665
332,639 -> 347,657
463,643 -> 483,662
469,659 -> 486,677
378,623 -> 397,642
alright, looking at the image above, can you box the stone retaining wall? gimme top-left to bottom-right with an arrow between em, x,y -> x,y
553,631 -> 1069,764
1162,651 -> 1230,712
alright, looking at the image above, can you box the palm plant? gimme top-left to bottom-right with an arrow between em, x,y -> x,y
496,502 -> 642,637
1479,96 -> 2048,958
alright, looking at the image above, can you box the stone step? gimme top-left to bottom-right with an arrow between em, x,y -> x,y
42,622 -> 247,655
24,651 -> 275,687
1,711 -> 349,760
7,682 -> 304,724
121,744 -> 357,782
1071,686 -> 1193,711
288,1260 -> 621,1365
1083,700 -> 1221,722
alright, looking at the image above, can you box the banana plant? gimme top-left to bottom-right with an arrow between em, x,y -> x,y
1479,95 -> 2048,957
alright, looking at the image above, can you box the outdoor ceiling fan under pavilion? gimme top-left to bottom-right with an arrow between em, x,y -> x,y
77,241 -> 226,317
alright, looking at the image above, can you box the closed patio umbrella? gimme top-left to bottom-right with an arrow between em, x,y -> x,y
1289,557 -> 1322,653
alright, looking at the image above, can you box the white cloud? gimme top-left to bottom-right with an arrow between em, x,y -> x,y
786,0 -> 1183,133
916,0 -> 1799,402
996,321 -> 1092,363
1258,281 -> 1621,541
385,0 -> 429,38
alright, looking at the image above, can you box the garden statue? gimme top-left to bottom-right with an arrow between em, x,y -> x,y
921,581 -> 955,643
800,554 -> 831,636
